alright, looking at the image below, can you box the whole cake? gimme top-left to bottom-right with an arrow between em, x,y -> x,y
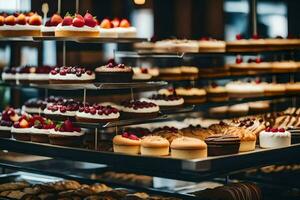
76,104 -> 120,123
205,134 -> 241,156
95,59 -> 133,83
0,12 -> 42,37
259,127 -> 291,148
121,100 -> 159,118
49,66 -> 95,83
113,132 -> 141,155
55,12 -> 99,37
43,99 -> 81,120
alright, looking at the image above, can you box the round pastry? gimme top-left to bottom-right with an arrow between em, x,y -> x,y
175,87 -> 207,104
95,60 -> 133,83
28,66 -> 53,84
272,61 -> 298,71
99,18 -> 118,38
43,99 -> 80,120
170,137 -> 207,159
228,103 -> 249,116
145,94 -> 184,108
115,19 -> 137,38
55,12 -> 99,37
22,98 -> 47,114
1,67 -> 17,83
0,108 -> 19,138
152,126 -> 183,143
49,66 -> 95,84
113,132 -> 141,155
121,100 -> 159,119
225,81 -> 264,97
285,82 -> 300,94
16,66 -> 34,84
132,67 -> 152,81
30,116 -> 55,143
248,101 -> 270,113
76,104 -> 120,123
205,134 -> 240,156
11,115 -> 33,141
0,13 -> 42,37
259,127 -> 291,148
140,136 -> 170,156
49,120 -> 84,147
41,14 -> 63,36
206,83 -> 228,102
198,38 -> 226,52
263,83 -> 286,95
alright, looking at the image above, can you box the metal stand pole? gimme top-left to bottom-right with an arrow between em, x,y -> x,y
58,0 -> 61,14
94,128 -> 98,151
250,0 -> 258,36
76,0 -> 79,13
83,89 -> 87,105
130,88 -> 134,101
62,41 -> 66,66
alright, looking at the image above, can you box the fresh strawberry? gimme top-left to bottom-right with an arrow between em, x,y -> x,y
100,19 -> 112,29
119,19 -> 130,28
0,16 -> 5,26
236,34 -> 243,40
84,12 -> 97,28
4,15 -> 16,26
50,14 -> 63,26
29,13 -> 42,26
72,15 -> 85,27
17,13 -> 27,25
111,18 -> 120,27
19,119 -> 29,128
63,119 -> 74,132
62,15 -> 73,26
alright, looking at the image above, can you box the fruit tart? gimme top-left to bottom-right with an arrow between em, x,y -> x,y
49,66 -> 95,84
0,108 -> 19,138
11,114 -> 33,141
31,117 -> 55,143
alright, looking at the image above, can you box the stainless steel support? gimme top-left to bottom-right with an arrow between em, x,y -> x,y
251,0 -> 258,36
83,88 -> 87,105
58,0 -> 61,14
62,41 -> 66,66
76,0 -> 79,13
94,128 -> 98,151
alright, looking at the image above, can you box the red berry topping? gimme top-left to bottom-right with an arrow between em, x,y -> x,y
50,70 -> 57,75
129,134 -> 139,140
90,108 -> 96,115
236,55 -> 243,64
255,57 -> 261,63
236,34 -> 243,40
62,15 -> 73,26
265,127 -> 271,132
122,132 -> 129,138
271,128 -> 278,133
60,106 -> 67,113
84,107 -> 90,113
252,34 -> 260,39
59,70 -> 66,76
278,128 -> 285,132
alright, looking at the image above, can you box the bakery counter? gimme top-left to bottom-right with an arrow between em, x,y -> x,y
0,138 -> 299,182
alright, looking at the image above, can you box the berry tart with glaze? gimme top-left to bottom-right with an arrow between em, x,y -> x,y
0,13 -> 42,37
0,108 -> 19,138
120,100 -> 160,119
175,87 -> 207,104
49,120 -> 85,147
49,66 -> 95,84
11,114 -> 33,141
113,132 -> 141,155
31,117 -> 55,143
144,94 -> 184,109
43,99 -> 81,120
76,104 -> 120,123
1,67 -> 17,83
99,18 -> 118,38
95,59 -> 133,83
28,65 -> 53,84
41,14 -> 63,36
259,127 -> 291,148
22,98 -> 47,114
55,12 -> 99,37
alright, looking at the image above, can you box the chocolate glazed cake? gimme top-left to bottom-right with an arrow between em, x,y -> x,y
205,134 -> 240,156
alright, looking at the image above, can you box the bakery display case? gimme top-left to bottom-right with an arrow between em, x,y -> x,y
0,0 -> 299,199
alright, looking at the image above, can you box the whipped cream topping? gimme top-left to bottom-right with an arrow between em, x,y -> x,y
31,128 -> 52,135
0,24 -> 41,31
49,73 -> 95,81
41,26 -> 56,32
121,106 -> 159,113
28,73 -> 50,80
259,130 -> 291,148
0,126 -> 11,131
1,73 -> 16,80
55,24 -> 100,32
50,129 -> 85,136
99,28 -> 118,37
115,27 -> 137,37
142,98 -> 184,107
22,106 -> 43,114
76,111 -> 120,120
11,127 -> 32,134
44,108 -> 76,117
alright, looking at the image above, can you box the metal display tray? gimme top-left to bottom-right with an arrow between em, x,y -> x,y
0,138 -> 299,182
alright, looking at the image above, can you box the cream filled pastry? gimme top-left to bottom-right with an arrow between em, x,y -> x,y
259,127 -> 291,148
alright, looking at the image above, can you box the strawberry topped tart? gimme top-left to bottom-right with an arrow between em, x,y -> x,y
49,66 -> 95,84
49,120 -> 85,147
0,108 -> 19,138
99,18 -> 118,38
31,117 -> 55,143
76,104 -> 120,123
55,12 -> 99,37
95,59 -> 133,82
121,100 -> 160,118
41,14 -> 63,36
0,12 -> 42,37
11,114 -> 33,141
